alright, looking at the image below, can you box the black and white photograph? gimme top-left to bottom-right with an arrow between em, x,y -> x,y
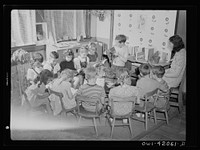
5,4 -> 198,147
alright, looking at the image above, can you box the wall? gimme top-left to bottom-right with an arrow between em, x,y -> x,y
91,12 -> 111,48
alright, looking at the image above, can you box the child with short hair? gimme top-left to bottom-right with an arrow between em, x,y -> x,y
76,66 -> 106,112
26,53 -> 44,85
25,69 -> 54,114
136,63 -> 167,107
59,49 -> 80,89
43,51 -> 60,78
109,69 -> 140,114
110,34 -> 129,72
151,65 -> 170,109
47,69 -> 77,115
59,49 -> 76,72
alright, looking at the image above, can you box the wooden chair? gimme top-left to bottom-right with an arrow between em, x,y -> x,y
154,90 -> 171,125
48,89 -> 78,119
131,88 -> 158,131
21,89 -> 51,114
106,96 -> 136,139
169,68 -> 186,113
75,95 -> 104,137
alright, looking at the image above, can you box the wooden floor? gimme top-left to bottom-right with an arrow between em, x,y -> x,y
138,106 -> 186,141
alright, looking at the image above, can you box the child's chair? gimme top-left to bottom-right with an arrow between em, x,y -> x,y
131,88 -> 158,131
169,68 -> 186,113
75,95 -> 104,137
106,96 -> 136,139
154,90 -> 171,125
48,89 -> 78,119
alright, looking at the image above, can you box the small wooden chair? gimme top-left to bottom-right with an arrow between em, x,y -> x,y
169,68 -> 186,113
76,95 -> 104,137
154,90 -> 171,125
106,96 -> 136,139
48,89 -> 78,119
131,88 -> 158,131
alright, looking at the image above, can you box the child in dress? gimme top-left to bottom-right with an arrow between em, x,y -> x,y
47,69 -> 77,116
43,51 -> 60,78
26,53 -> 44,85
76,66 -> 106,112
25,69 -> 54,114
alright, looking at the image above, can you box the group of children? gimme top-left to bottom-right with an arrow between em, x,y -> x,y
24,34 -> 170,119
24,41 -> 106,115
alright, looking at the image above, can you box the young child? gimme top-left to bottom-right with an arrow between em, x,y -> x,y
151,65 -> 170,109
87,42 -> 99,64
136,63 -> 167,108
26,53 -> 44,85
25,69 -> 54,114
59,49 -> 80,89
43,51 -> 60,78
59,49 -> 76,72
109,69 -> 139,119
47,69 -> 77,116
110,34 -> 129,72
74,47 -> 90,85
76,66 -> 106,112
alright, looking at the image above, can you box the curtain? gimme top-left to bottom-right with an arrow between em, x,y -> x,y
44,10 -> 86,42
11,10 -> 36,47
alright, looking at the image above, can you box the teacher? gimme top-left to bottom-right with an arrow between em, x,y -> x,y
163,35 -> 186,88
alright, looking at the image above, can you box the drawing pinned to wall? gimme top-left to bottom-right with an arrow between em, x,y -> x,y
165,17 -> 169,25
148,39 -> 153,47
137,14 -> 147,32
152,15 -> 156,22
113,10 -> 177,60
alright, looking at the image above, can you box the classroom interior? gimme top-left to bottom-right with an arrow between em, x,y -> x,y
9,9 -> 186,141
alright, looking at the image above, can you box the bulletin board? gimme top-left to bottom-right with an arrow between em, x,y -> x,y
112,10 -> 177,63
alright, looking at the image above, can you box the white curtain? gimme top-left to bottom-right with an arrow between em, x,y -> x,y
44,10 -> 86,42
11,10 -> 37,47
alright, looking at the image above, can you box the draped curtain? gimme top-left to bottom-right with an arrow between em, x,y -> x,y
11,10 -> 37,47
44,10 -> 86,42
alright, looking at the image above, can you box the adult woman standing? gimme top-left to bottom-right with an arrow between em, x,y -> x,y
163,35 -> 186,88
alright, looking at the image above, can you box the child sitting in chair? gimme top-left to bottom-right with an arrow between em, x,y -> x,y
25,69 -> 53,114
76,66 -> 106,112
109,69 -> 139,117
47,69 -> 77,116
151,65 -> 170,109
136,63 -> 168,108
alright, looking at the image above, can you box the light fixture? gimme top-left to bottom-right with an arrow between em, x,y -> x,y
89,10 -> 111,21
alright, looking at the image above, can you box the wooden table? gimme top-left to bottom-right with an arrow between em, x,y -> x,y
127,56 -> 171,69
